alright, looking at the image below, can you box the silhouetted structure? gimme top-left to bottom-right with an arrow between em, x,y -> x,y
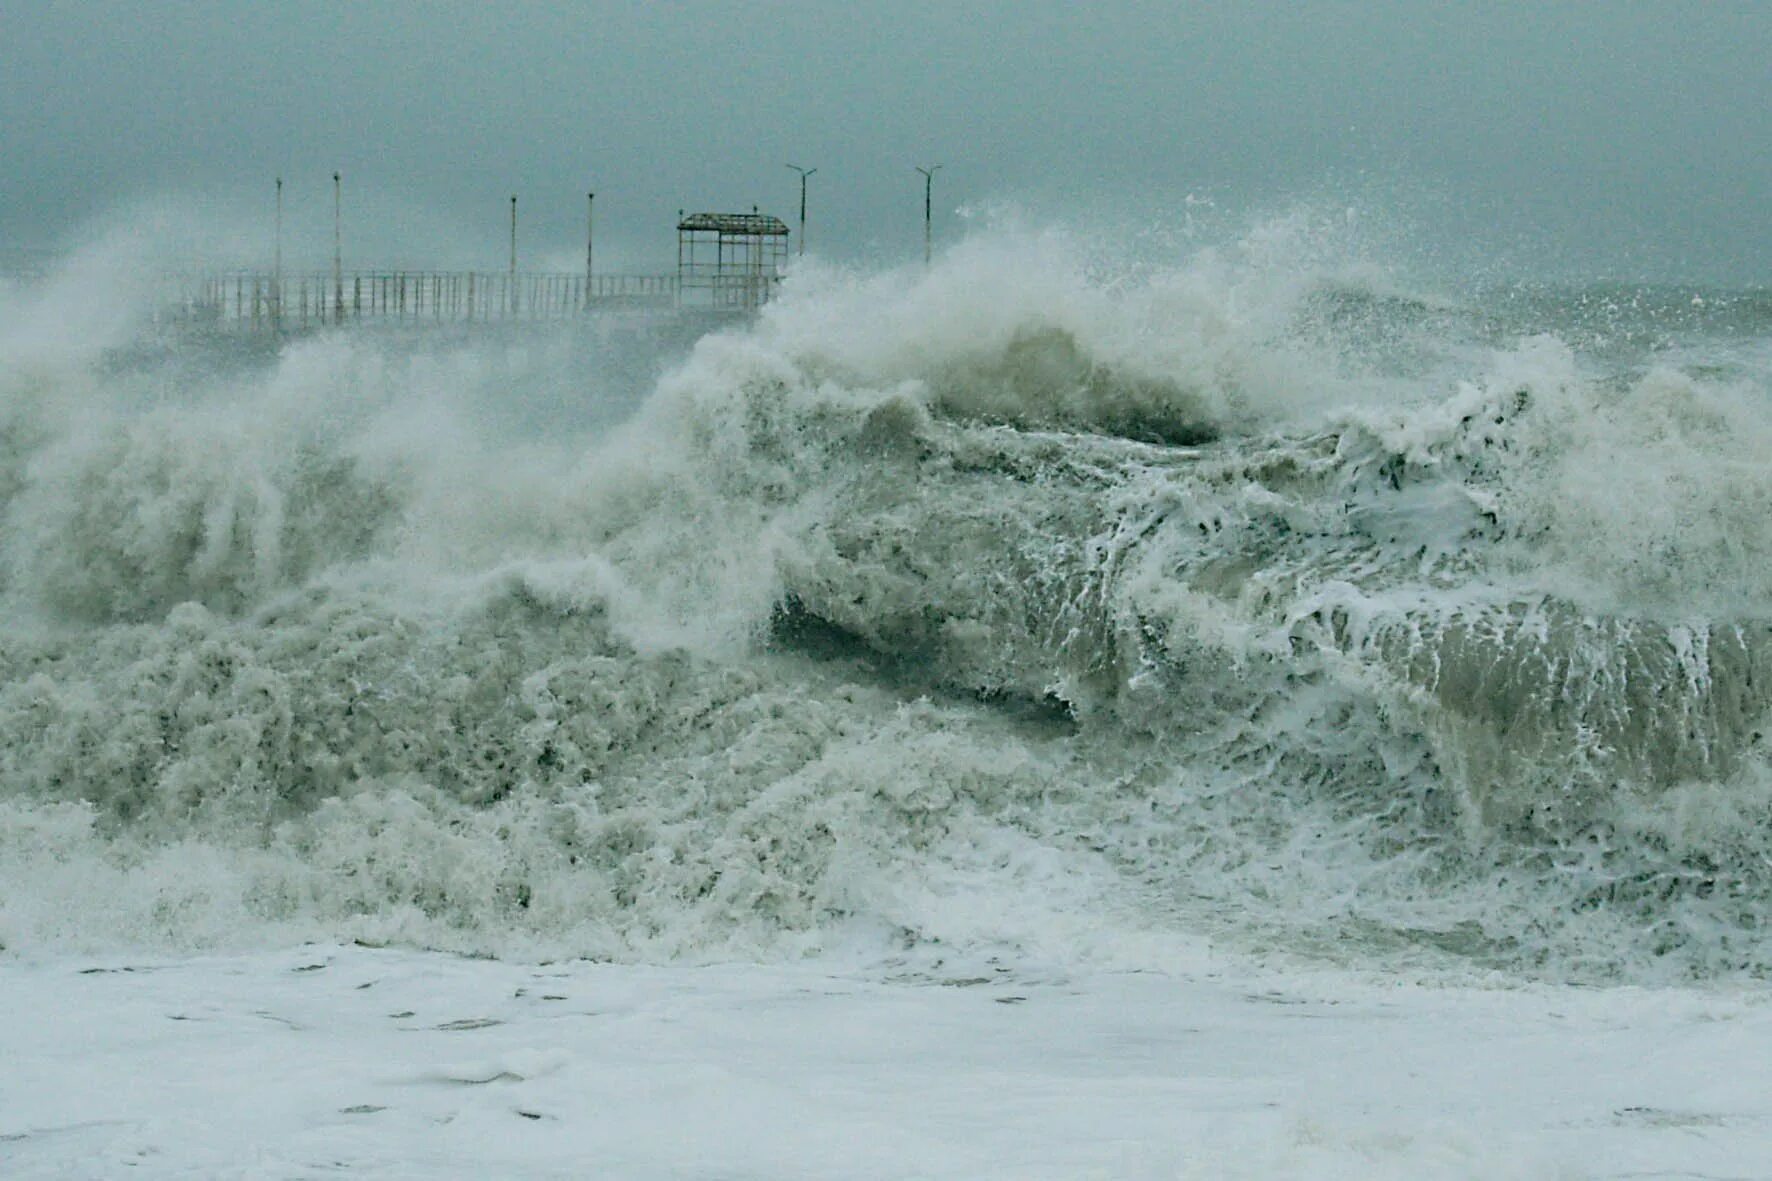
173,270 -> 676,330
676,212 -> 788,309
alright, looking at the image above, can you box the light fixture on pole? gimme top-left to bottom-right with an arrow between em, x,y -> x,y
586,191 -> 595,296
274,176 -> 282,328
332,171 -> 342,322
915,164 -> 942,266
786,164 -> 816,256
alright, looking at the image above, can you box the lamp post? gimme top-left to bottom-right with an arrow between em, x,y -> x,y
273,176 -> 282,328
509,194 -> 518,316
332,171 -> 342,322
915,164 -> 942,266
786,164 -> 816,257
586,191 -> 595,300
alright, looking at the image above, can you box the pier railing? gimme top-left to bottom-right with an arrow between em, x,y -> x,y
172,270 -> 680,328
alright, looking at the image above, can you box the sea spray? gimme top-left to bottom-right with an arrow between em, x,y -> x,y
2,218 -> 1771,982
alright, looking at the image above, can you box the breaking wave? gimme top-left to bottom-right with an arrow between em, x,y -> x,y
3,217 -> 1771,983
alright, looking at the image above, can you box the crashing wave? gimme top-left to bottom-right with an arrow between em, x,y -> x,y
2,220 -> 1771,980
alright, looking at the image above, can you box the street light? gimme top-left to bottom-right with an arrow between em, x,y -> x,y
915,164 -> 942,266
274,176 -> 282,328
332,171 -> 342,322
786,163 -> 816,256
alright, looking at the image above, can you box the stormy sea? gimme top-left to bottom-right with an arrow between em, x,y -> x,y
4,217 -> 1772,1178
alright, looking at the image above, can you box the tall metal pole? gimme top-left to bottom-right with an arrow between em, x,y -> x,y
274,176 -> 283,328
787,164 -> 816,257
332,171 -> 342,323
509,194 -> 518,316
585,191 -> 595,295
916,164 -> 942,266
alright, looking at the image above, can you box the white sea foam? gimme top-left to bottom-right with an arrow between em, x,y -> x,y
1,214 -> 1770,984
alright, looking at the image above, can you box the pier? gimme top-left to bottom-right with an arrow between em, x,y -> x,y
168,206 -> 795,331
171,269 -> 679,330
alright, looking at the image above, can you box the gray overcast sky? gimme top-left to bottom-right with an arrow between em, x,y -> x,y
3,1 -> 1768,281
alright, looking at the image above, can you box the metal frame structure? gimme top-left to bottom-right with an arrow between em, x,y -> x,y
676,211 -> 789,309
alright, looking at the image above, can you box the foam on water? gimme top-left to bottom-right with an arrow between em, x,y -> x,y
2,215 -> 1770,982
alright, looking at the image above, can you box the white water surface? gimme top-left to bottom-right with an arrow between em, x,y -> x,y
6,220 -> 1772,1178
6,944 -> 1771,1180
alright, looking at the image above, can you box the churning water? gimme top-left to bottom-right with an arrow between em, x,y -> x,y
4,217 -> 1772,984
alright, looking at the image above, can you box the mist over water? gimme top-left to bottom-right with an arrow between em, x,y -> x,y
2,210 -> 1771,984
